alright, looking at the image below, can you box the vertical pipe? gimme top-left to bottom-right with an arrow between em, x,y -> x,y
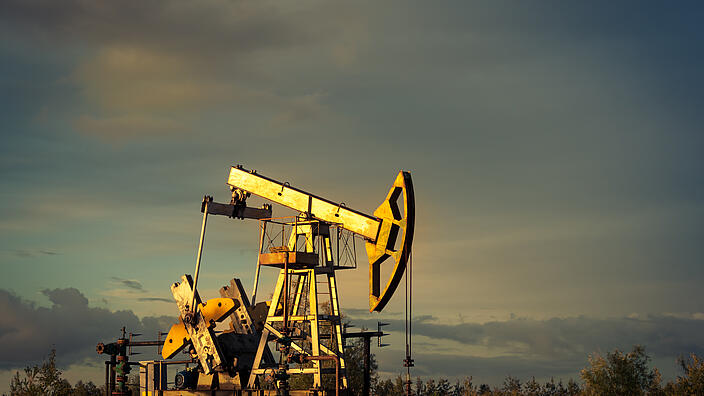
109,355 -> 116,393
191,197 -> 209,314
251,220 -> 266,305
336,226 -> 340,266
104,361 -> 109,396
364,337 -> 371,396
283,252 -> 289,333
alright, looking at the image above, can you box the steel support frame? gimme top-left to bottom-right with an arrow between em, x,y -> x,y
246,266 -> 347,390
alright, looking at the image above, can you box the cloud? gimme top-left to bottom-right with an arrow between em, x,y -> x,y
109,277 -> 143,292
348,313 -> 704,385
349,314 -> 704,361
103,278 -> 181,306
0,288 -> 174,370
0,0 -> 362,141
137,297 -> 173,303
74,114 -> 187,141
2,249 -> 60,258
69,44 -> 331,114
0,1 -> 318,56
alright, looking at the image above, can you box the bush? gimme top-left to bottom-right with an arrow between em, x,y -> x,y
580,345 -> 661,396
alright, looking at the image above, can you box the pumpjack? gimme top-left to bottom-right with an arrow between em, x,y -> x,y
100,165 -> 414,395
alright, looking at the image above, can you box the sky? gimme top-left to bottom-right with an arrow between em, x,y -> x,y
1,0 -> 704,392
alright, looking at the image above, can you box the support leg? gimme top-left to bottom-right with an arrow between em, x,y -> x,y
246,270 -> 286,388
309,269 -> 321,387
328,272 -> 348,389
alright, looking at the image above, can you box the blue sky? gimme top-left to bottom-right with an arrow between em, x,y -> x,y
1,0 -> 704,391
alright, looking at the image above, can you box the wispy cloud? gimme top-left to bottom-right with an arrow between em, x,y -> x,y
74,114 -> 187,141
137,297 -> 173,303
109,277 -> 143,292
2,249 -> 60,258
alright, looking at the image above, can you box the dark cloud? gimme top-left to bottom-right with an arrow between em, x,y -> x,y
137,297 -> 173,303
351,314 -> 704,384
0,288 -> 174,370
42,288 -> 88,308
0,0 -> 336,58
350,314 -> 704,361
110,277 -> 143,291
4,249 -> 60,258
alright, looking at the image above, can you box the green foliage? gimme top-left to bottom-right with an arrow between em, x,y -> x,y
8,349 -> 101,396
9,349 -> 72,396
525,377 -> 541,396
345,337 -> 379,396
661,353 -> 704,395
580,345 -> 661,396
374,374 -> 405,395
502,375 -> 521,395
71,381 -> 101,396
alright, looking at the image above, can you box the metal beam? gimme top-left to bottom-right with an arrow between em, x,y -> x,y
228,166 -> 380,241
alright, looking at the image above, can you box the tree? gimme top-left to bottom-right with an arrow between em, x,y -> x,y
72,380 -> 102,396
502,375 -> 522,395
344,336 -> 379,395
8,348 -> 103,396
9,349 -> 72,396
374,374 -> 404,396
478,384 -> 492,395
580,345 -> 661,396
565,379 -> 582,396
663,353 -> 704,395
435,378 -> 451,395
460,376 -> 477,396
524,377 -> 541,396
415,377 -> 426,396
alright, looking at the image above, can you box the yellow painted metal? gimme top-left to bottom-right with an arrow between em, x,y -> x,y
199,298 -> 237,324
228,166 -> 380,241
161,298 -> 237,359
366,171 -> 415,312
228,165 -> 415,313
162,319 -> 189,359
